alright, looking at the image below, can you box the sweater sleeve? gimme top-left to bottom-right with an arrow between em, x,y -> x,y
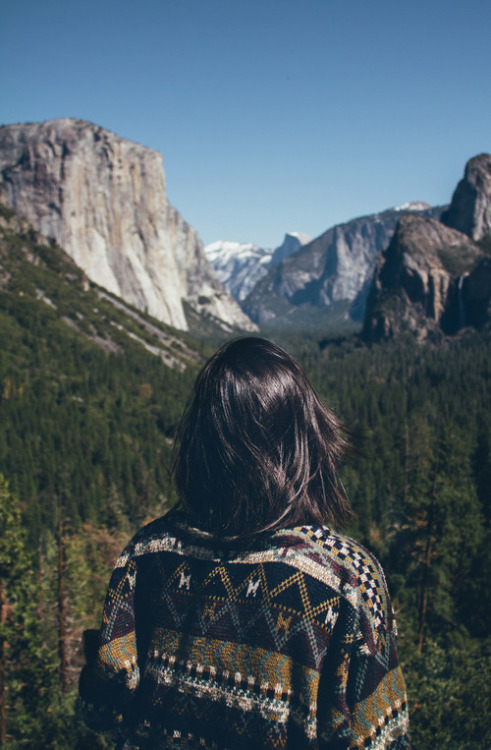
78,543 -> 140,737
320,552 -> 410,749
347,557 -> 409,749
346,614 -> 409,748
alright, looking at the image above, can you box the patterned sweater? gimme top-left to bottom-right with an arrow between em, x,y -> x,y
79,513 -> 409,749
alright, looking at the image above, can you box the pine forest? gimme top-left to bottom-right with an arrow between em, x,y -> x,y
0,206 -> 489,748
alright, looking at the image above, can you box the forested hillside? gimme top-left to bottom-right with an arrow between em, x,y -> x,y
0,206 -> 489,747
0,206 -> 205,746
287,330 -> 491,748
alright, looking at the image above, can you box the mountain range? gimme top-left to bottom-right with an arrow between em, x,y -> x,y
204,232 -> 311,302
206,157 -> 491,340
0,118 -> 489,342
363,154 -> 491,341
241,203 -> 443,326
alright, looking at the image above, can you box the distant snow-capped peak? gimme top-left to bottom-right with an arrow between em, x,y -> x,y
204,241 -> 273,302
393,201 -> 432,212
205,232 -> 310,303
205,240 -> 271,266
271,232 -> 311,265
285,231 -> 312,242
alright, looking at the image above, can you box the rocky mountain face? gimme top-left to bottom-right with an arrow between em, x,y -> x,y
270,232 -> 312,265
243,204 -> 441,325
0,203 -> 202,369
204,241 -> 273,302
363,154 -> 491,342
362,214 -> 490,341
0,119 -> 256,333
441,153 -> 491,240
204,232 -> 311,303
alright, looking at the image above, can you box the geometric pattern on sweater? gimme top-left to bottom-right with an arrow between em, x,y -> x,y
348,666 -> 407,748
144,630 -> 320,742
153,559 -> 338,668
79,513 -> 410,749
147,627 -> 320,708
299,526 -> 388,628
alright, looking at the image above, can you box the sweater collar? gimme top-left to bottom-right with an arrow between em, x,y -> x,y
165,510 -> 319,553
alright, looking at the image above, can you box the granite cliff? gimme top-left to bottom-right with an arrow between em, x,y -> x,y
362,215 -> 490,341
441,153 -> 491,241
242,204 -> 442,325
363,154 -> 491,341
0,119 -> 255,332
0,203 -> 202,369
270,232 -> 312,266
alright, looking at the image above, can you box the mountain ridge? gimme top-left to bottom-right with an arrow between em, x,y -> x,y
362,154 -> 491,341
204,232 -> 311,302
242,204 -> 443,326
0,119 -> 256,334
0,202 -> 204,368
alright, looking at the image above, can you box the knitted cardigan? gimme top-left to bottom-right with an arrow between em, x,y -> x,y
79,513 -> 409,749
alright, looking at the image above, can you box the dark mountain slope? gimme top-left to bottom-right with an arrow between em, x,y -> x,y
441,153 -> 491,240
363,155 -> 491,341
243,204 -> 443,328
0,204 -> 202,533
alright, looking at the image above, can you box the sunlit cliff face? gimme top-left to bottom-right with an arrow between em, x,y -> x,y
0,119 -> 256,334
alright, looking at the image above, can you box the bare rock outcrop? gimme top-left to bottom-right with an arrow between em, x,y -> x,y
243,204 -> 441,325
362,214 -> 488,341
0,119 -> 255,332
441,153 -> 491,241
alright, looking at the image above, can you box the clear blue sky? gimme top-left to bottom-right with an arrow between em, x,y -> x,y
2,0 -> 490,249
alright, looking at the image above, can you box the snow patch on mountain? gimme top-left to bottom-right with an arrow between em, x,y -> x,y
205,241 -> 273,301
393,201 -> 432,212
205,232 -> 311,302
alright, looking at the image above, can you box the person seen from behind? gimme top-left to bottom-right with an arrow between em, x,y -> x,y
79,336 -> 410,748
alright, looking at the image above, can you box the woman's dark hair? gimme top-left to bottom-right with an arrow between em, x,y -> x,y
173,337 -> 353,537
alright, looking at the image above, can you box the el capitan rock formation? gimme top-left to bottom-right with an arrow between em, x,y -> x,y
0,119 -> 256,332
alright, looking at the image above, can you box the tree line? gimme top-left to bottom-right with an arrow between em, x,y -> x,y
0,298 -> 489,746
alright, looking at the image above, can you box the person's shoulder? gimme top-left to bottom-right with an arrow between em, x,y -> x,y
114,510 -> 183,567
297,526 -> 393,637
286,524 -> 388,591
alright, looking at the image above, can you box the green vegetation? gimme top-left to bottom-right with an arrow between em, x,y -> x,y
0,220 -> 201,537
0,212 -> 202,746
437,243 -> 487,276
292,330 -> 491,748
260,299 -> 362,338
0,210 -> 489,747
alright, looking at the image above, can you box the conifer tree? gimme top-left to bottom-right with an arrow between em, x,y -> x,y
0,474 -> 56,744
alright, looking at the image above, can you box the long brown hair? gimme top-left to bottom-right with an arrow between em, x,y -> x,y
173,337 -> 353,537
